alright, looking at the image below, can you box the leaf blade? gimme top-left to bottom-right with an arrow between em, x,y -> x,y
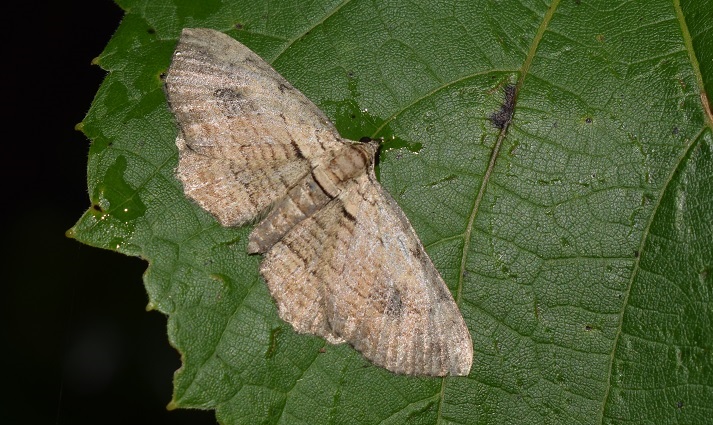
71,1 -> 712,423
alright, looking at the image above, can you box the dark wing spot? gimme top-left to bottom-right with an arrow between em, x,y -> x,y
213,87 -> 255,116
278,83 -> 292,94
384,289 -> 404,317
409,245 -> 424,260
434,281 -> 451,301
214,87 -> 244,103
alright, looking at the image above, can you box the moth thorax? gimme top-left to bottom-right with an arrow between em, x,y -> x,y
327,143 -> 375,182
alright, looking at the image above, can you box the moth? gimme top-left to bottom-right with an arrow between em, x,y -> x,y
165,28 -> 472,376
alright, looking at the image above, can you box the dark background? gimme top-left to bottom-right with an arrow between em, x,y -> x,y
3,2 -> 215,424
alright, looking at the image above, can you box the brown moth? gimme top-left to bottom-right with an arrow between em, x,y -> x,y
165,28 -> 472,376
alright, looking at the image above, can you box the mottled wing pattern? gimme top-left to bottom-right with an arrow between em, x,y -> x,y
258,194 -> 348,345
168,28 -> 473,376
165,28 -> 343,226
261,173 -> 473,376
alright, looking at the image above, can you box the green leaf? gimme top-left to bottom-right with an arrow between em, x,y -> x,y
70,0 -> 712,423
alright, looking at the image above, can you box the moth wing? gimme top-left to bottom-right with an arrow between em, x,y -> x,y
165,28 -> 344,226
260,174 -> 473,376
323,174 -> 473,376
258,194 -> 348,345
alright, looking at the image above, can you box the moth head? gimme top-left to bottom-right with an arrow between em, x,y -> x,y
358,135 -> 382,156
